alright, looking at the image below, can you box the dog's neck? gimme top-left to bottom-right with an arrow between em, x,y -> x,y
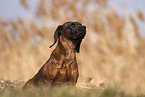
54,36 -> 76,60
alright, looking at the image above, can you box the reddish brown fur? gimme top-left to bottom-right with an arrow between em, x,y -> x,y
23,22 -> 86,89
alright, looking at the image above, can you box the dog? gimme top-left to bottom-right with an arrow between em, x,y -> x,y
23,21 -> 86,89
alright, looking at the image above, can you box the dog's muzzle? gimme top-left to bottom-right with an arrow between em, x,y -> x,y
78,26 -> 86,39
73,26 -> 86,40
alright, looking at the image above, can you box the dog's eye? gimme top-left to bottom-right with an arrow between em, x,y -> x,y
71,23 -> 75,28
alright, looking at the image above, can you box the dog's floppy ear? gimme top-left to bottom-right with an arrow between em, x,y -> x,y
74,39 -> 82,53
49,25 -> 63,48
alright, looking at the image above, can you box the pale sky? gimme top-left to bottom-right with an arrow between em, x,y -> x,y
0,0 -> 39,19
0,0 -> 145,19
0,0 -> 145,35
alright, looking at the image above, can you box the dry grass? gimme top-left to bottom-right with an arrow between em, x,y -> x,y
0,0 -> 145,94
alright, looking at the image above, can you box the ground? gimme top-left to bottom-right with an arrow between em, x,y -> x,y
0,80 -> 143,97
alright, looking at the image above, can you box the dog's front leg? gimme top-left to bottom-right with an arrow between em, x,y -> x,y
66,69 -> 79,86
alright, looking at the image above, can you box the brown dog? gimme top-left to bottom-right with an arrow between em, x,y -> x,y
23,21 -> 86,89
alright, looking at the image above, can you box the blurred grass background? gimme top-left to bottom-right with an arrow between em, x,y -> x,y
0,0 -> 145,94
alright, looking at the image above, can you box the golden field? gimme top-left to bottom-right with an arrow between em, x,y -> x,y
0,0 -> 145,95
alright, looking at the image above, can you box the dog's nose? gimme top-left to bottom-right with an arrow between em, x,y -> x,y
79,26 -> 86,31
82,26 -> 86,30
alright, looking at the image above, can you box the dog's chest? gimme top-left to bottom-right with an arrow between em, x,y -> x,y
62,59 -> 75,69
54,59 -> 76,81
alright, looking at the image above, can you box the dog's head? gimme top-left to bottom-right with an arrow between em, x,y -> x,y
49,22 -> 86,53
